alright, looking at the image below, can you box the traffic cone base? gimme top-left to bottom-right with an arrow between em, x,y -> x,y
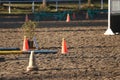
27,66 -> 38,72
61,38 -> 68,54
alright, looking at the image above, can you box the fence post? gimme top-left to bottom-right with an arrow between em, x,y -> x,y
8,1 -> 11,14
32,1 -> 35,13
101,0 -> 103,9
79,0 -> 81,9
56,0 -> 58,11
104,0 -> 114,35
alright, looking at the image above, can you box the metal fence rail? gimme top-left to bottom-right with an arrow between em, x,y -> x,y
0,0 -> 81,14
0,0 -> 80,3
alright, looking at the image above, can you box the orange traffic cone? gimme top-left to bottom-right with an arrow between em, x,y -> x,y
26,51 -> 38,72
86,12 -> 89,19
23,36 -> 29,51
61,38 -> 68,54
66,14 -> 70,22
25,14 -> 29,22
72,12 -> 76,20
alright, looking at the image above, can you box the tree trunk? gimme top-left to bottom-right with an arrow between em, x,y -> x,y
88,0 -> 91,7
42,0 -> 47,8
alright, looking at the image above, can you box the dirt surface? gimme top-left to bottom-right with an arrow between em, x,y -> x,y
0,13 -> 120,80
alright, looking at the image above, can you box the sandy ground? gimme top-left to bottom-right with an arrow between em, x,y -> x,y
0,13 -> 120,80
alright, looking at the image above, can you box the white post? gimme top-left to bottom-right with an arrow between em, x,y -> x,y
79,0 -> 81,9
8,2 -> 11,14
32,1 -> 35,13
56,0 -> 58,11
108,0 -> 110,29
104,0 -> 114,35
101,0 -> 104,9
